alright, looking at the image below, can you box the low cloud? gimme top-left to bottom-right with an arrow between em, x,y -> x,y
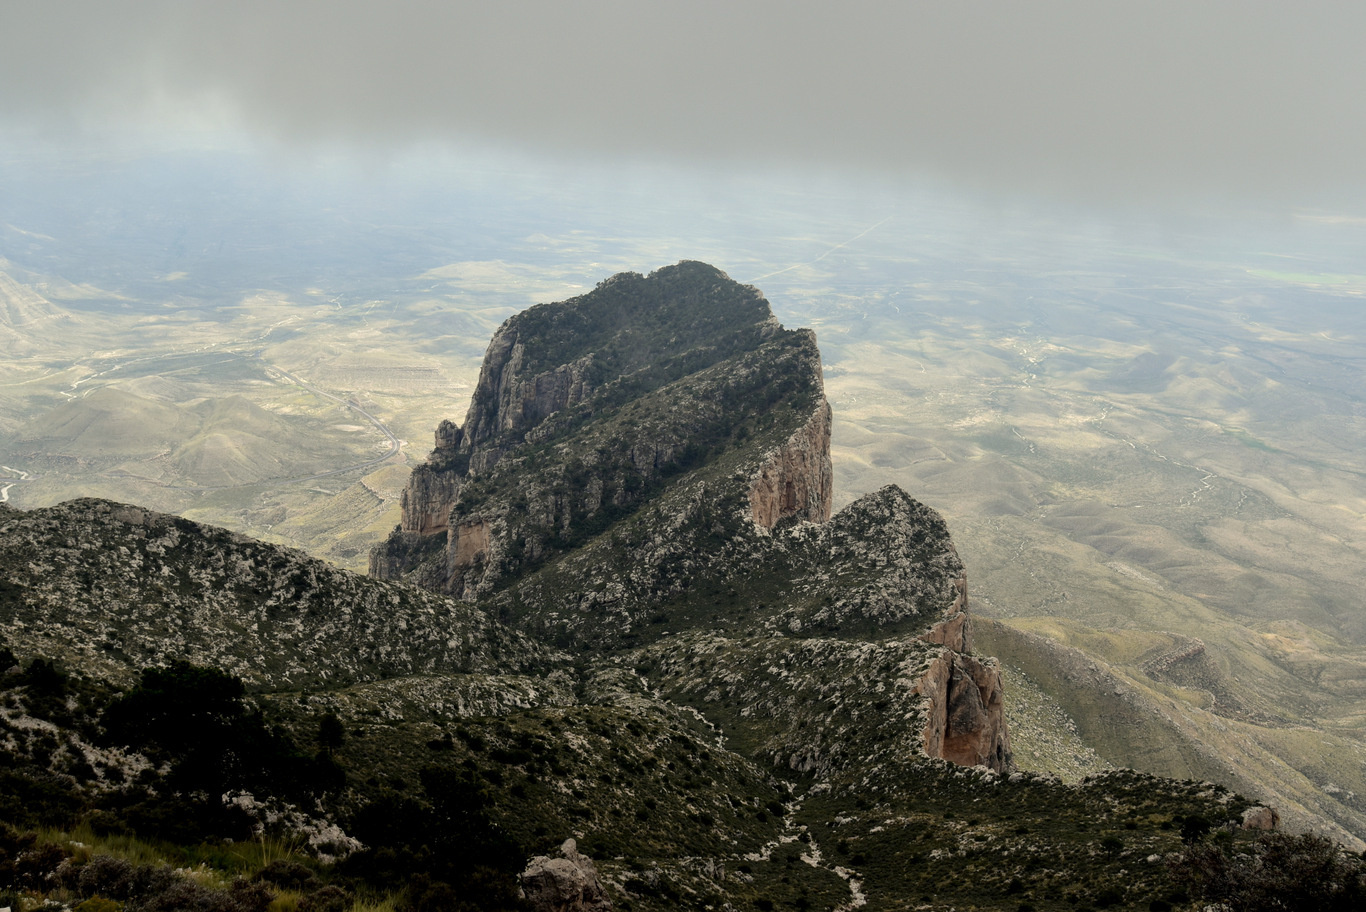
4,1 -> 1365,209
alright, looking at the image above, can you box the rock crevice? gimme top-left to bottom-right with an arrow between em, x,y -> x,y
918,648 -> 1013,771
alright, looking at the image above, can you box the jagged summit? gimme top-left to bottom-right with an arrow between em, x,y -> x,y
373,260 -> 1010,770
371,261 -> 833,599
458,260 -> 778,468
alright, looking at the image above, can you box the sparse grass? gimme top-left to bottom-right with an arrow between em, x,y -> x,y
34,822 -> 312,882
345,895 -> 401,912
37,823 -> 169,869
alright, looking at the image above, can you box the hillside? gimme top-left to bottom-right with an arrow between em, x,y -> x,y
0,263 -> 1337,912
0,498 -> 545,689
0,266 -> 78,361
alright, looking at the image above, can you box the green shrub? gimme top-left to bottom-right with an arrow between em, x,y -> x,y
1170,831 -> 1366,911
1179,814 -> 1212,843
73,898 -> 124,912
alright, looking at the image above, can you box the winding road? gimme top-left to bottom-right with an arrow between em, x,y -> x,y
254,362 -> 403,484
0,465 -> 32,503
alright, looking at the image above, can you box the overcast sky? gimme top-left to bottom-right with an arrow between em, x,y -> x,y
3,1 -> 1365,212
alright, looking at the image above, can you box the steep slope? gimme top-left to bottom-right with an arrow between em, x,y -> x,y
0,498 -> 546,689
977,618 -> 1366,850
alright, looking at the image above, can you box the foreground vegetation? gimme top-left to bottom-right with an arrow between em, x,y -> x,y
6,645 -> 1364,911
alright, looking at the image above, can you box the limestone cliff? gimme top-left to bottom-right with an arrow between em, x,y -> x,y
371,260 -> 828,597
917,648 -> 1013,770
372,261 -> 1010,775
460,338 -> 596,476
748,393 -> 833,529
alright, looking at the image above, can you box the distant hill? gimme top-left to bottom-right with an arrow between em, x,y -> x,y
11,386 -> 376,489
17,387 -> 200,458
0,266 -> 78,359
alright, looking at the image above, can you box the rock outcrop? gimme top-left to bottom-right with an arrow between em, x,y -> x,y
399,464 -> 462,536
370,261 -> 1011,778
918,648 -> 1013,770
371,261 -> 828,598
748,394 -> 833,529
1241,805 -> 1281,831
519,839 -> 611,912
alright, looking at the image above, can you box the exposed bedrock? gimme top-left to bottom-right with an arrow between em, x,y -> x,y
749,398 -> 834,529
919,647 -> 1013,771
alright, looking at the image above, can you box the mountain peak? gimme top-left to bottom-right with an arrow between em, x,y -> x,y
372,262 -> 1009,771
372,261 -> 829,596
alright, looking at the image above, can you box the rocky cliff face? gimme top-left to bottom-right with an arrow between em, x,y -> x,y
461,338 -> 596,477
919,648 -> 1013,769
748,393 -> 833,529
372,261 -> 1010,774
371,261 -> 829,599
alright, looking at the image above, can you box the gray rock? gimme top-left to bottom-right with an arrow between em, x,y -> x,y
1241,805 -> 1280,830
519,838 -> 611,912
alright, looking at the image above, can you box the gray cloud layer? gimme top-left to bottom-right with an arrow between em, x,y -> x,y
4,1 -> 1364,208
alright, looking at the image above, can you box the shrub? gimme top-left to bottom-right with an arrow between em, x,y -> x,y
76,855 -> 136,899
100,660 -> 317,832
1170,831 -> 1366,911
316,713 -> 345,756
253,860 -> 318,892
103,661 -> 245,754
6,835 -> 69,890
1179,814 -> 1212,844
1094,886 -> 1123,907
23,657 -> 67,696
73,898 -> 124,912
298,884 -> 351,912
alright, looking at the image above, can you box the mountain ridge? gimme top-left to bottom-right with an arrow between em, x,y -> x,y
370,261 -> 1007,771
2,261 -> 1327,912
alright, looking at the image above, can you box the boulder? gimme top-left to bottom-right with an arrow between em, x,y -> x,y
519,838 -> 611,912
1241,805 -> 1280,831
